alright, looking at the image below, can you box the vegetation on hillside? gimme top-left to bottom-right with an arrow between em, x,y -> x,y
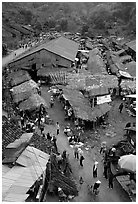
2,2 -> 136,50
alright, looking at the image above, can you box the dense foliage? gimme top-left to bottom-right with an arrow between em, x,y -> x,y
2,2 -> 136,45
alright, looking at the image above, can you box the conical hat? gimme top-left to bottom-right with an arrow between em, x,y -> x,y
96,180 -> 101,184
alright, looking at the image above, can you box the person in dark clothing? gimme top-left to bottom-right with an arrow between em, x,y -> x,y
20,116 -> 24,127
62,150 -> 67,160
74,145 -> 79,159
56,122 -> 60,135
50,96 -> 54,108
108,172 -> 114,189
119,102 -> 124,113
69,136 -> 73,144
93,161 -> 98,178
47,132 -> 52,140
40,123 -> 44,135
52,135 -> 58,152
93,180 -> 101,194
103,161 -> 108,179
80,155 -> 85,167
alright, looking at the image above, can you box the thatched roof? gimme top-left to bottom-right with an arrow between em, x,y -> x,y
11,80 -> 39,104
19,94 -> 48,111
125,61 -> 136,77
87,86 -> 109,97
9,70 -> 31,87
66,73 -> 118,94
62,87 -> 111,121
62,88 -> 93,121
91,103 -> 111,118
87,48 -> 107,75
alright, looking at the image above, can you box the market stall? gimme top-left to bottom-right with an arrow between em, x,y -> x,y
120,79 -> 136,96
19,94 -> 48,111
10,79 -> 40,103
9,70 -> 31,87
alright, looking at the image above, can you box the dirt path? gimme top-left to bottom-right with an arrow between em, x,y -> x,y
41,86 -> 132,202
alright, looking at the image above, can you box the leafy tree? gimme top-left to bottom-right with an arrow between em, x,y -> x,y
59,18 -> 68,31
2,43 -> 8,56
19,9 -> 33,23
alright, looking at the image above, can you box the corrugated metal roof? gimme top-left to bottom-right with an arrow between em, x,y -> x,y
6,133 -> 33,149
9,37 -> 79,64
16,146 -> 49,167
2,165 -> 11,175
2,146 -> 49,202
126,40 -> 136,52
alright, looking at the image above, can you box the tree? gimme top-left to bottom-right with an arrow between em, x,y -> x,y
20,9 -> 33,24
81,24 -> 89,35
2,43 -> 8,56
59,18 -> 68,31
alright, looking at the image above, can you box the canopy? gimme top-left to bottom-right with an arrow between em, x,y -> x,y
11,80 -> 39,104
125,94 -> 136,98
11,79 -> 39,95
19,94 -> 48,111
118,154 -> 136,172
9,70 -> 31,87
67,73 -> 118,92
119,70 -> 133,79
62,88 -> 94,121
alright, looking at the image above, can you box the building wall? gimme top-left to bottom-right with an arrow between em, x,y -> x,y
9,49 -> 72,71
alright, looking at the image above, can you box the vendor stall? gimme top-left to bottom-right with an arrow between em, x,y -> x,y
19,94 -> 48,111
10,79 -> 39,103
124,94 -> 136,117
9,70 -> 31,87
120,79 -> 136,96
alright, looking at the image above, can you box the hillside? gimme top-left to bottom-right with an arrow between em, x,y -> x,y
2,2 -> 136,49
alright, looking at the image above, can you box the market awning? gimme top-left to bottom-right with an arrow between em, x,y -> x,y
91,103 -> 111,119
87,86 -> 109,97
19,94 -> 48,111
125,94 -> 136,98
119,70 -> 133,79
62,88 -> 94,121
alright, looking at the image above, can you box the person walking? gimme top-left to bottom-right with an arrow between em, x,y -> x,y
47,132 -> 52,141
93,161 -> 98,178
50,96 -> 54,108
40,122 -> 44,135
56,122 -> 60,136
62,150 -> 67,160
80,154 -> 85,167
74,145 -> 79,160
103,161 -> 108,179
119,102 -> 124,113
52,135 -> 58,152
79,176 -> 84,189
93,180 -> 101,195
108,171 -> 114,189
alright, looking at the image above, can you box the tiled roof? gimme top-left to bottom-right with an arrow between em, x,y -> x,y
2,116 -> 23,156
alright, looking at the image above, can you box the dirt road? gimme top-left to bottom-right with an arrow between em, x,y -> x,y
41,86 -> 133,202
